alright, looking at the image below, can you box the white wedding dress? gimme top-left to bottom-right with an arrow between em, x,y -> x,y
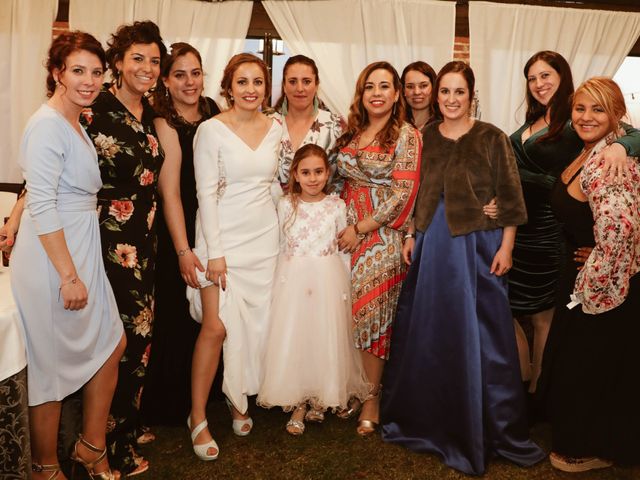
187,117 -> 281,414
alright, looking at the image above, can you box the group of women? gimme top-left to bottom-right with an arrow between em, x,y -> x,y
1,17 -> 639,479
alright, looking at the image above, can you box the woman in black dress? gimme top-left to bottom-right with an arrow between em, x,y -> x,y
142,43 -> 220,430
545,77 -> 640,473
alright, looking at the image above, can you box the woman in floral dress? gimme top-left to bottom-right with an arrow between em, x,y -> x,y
82,21 -> 167,476
334,61 -> 421,436
271,55 -> 343,187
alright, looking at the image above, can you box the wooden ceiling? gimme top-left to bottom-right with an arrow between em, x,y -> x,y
55,0 -> 640,54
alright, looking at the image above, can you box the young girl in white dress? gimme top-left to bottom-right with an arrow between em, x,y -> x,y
257,144 -> 369,435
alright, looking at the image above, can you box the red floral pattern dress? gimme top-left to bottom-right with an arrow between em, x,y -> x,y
335,123 -> 421,359
82,89 -> 163,474
572,130 -> 640,314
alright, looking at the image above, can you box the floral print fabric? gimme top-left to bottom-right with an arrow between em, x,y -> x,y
0,368 -> 30,480
573,130 -> 640,314
82,89 -> 164,473
335,123 -> 421,359
272,109 -> 344,184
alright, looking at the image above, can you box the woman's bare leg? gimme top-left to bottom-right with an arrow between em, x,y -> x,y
529,307 -> 554,393
77,334 -> 126,476
357,351 -> 385,434
30,401 -> 66,480
190,285 -> 225,454
514,318 -> 532,382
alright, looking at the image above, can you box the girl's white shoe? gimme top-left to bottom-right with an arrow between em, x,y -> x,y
187,416 -> 219,461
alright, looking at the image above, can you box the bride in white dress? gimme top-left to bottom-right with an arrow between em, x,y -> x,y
185,53 -> 281,461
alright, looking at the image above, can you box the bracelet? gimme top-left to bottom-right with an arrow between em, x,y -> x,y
353,222 -> 365,240
177,247 -> 191,256
58,277 -> 78,301
404,233 -> 415,240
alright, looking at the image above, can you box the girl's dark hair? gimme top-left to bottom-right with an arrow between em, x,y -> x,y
523,50 -> 574,143
401,61 -> 437,126
274,55 -> 320,112
220,53 -> 271,110
284,143 -> 331,233
46,31 -> 106,98
106,20 -> 167,82
151,42 -> 211,128
431,61 -> 475,121
335,61 -> 406,151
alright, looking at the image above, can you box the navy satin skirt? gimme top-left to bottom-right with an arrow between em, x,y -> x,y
381,199 -> 545,475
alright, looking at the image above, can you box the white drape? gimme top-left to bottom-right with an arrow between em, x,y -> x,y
0,0 -> 58,183
262,0 -> 455,117
69,0 -> 253,107
469,1 -> 640,134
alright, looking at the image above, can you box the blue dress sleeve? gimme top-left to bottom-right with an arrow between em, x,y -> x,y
21,115 -> 70,235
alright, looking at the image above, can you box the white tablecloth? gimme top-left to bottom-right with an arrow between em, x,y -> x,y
0,266 -> 26,381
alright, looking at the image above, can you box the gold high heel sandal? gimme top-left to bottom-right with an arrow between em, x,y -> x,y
70,434 -> 117,479
32,462 -> 61,480
357,384 -> 382,437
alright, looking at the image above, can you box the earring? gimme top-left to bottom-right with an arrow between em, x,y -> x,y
312,95 -> 319,115
281,97 -> 288,116
392,101 -> 397,116
165,88 -> 170,99
115,70 -> 123,89
568,120 -> 575,131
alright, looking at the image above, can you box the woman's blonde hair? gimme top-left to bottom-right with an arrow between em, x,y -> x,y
573,77 -> 626,134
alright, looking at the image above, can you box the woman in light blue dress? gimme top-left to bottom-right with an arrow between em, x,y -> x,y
10,32 -> 125,480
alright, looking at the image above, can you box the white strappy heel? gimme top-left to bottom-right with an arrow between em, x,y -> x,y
225,398 -> 253,436
187,416 -> 219,461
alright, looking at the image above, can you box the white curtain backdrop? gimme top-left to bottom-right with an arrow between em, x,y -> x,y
0,0 -> 58,183
469,1 -> 640,134
263,0 -> 455,117
69,0 -> 253,107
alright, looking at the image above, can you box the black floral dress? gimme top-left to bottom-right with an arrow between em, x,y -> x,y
82,89 -> 164,474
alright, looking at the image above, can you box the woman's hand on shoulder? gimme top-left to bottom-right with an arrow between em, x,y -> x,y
598,143 -> 630,183
60,277 -> 88,311
490,246 -> 512,276
179,250 -> 205,289
206,256 -> 227,290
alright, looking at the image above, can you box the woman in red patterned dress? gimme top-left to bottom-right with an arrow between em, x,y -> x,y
334,61 -> 421,436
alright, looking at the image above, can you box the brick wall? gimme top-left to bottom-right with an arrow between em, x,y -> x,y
52,21 -> 69,39
454,36 -> 470,63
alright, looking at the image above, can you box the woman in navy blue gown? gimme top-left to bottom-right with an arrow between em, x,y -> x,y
381,61 -> 545,475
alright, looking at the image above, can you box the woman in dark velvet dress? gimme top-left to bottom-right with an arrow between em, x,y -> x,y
509,51 -> 640,393
142,43 -> 221,427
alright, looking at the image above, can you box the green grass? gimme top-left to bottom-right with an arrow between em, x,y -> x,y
141,399 -> 640,480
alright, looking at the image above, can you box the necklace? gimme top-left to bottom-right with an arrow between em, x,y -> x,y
562,148 -> 591,184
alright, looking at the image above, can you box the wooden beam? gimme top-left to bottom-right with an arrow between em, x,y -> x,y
456,0 -> 640,55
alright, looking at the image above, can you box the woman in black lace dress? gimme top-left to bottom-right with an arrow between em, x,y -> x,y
141,43 -> 221,430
